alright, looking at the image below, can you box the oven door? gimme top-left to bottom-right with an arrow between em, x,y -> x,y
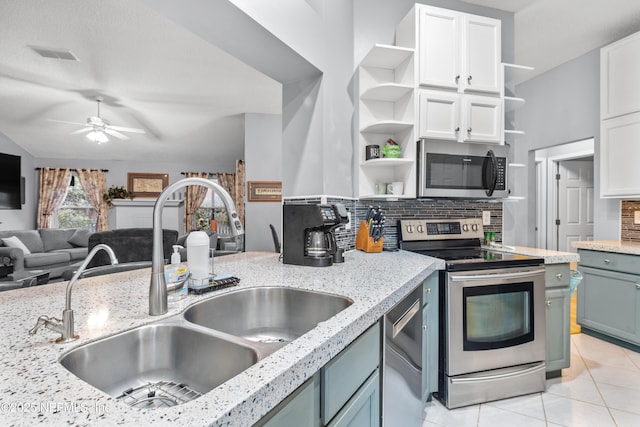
418,140 -> 508,198
445,265 -> 545,376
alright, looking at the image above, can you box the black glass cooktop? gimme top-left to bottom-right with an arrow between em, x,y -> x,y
411,248 -> 544,271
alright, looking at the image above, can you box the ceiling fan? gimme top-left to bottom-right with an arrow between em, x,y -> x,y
49,97 -> 145,143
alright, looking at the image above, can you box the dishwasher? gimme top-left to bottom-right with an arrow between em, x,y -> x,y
383,284 -> 424,426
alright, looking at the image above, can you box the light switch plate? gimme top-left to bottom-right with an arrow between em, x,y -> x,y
635,211 -> 640,225
482,211 -> 491,226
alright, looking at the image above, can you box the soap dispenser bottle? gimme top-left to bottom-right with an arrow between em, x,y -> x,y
171,245 -> 181,265
187,231 -> 210,282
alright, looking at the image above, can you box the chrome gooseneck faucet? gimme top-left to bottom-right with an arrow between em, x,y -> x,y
29,244 -> 118,342
149,177 -> 245,316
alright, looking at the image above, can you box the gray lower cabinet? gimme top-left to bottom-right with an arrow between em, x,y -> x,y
256,322 -> 381,427
327,370 -> 380,427
256,374 -> 321,427
577,250 -> 640,345
544,264 -> 571,374
422,272 -> 439,399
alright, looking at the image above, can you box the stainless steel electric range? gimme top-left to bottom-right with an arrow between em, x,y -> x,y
398,218 -> 547,409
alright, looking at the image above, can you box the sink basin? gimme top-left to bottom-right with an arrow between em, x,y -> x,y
59,324 -> 258,409
184,286 -> 353,345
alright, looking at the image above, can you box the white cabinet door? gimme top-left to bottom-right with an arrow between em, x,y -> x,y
462,15 -> 501,94
418,7 -> 460,90
600,111 -> 640,197
416,6 -> 500,94
462,95 -> 503,143
601,32 -> 640,119
418,90 -> 460,140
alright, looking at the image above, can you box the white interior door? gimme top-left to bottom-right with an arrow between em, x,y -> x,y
557,158 -> 594,251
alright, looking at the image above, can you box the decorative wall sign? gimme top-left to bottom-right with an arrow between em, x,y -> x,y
127,172 -> 169,197
248,181 -> 282,202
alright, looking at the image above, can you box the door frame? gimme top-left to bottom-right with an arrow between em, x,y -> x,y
534,138 -> 594,250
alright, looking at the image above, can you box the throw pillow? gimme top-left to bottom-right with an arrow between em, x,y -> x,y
2,236 -> 32,255
67,229 -> 92,247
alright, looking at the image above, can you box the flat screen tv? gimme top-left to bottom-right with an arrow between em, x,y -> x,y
0,152 -> 21,209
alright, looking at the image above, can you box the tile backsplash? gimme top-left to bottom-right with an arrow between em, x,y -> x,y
284,197 -> 503,250
621,200 -> 640,242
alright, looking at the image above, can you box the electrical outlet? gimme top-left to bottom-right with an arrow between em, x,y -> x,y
635,211 -> 640,225
482,211 -> 491,226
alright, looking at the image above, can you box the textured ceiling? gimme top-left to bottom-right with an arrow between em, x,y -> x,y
0,0 -> 281,163
3,0 -> 640,165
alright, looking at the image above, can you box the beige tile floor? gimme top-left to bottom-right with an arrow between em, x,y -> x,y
423,334 -> 640,426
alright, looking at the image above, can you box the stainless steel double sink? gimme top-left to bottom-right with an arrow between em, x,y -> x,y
59,286 -> 352,409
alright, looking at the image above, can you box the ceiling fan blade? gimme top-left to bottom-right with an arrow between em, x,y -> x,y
71,127 -> 93,135
104,129 -> 130,140
107,124 -> 145,134
47,118 -> 88,126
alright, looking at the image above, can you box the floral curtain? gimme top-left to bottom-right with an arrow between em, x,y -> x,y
234,160 -> 245,227
215,160 -> 245,228
185,172 -> 210,232
37,168 -> 71,228
76,169 -> 108,232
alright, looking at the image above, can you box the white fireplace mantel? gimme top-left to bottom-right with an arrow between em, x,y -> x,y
107,198 -> 185,232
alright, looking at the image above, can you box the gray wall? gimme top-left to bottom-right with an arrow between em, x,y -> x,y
507,49 -> 620,246
0,132 -> 37,230
244,113 -> 282,252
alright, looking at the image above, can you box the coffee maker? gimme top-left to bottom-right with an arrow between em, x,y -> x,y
283,204 -> 348,267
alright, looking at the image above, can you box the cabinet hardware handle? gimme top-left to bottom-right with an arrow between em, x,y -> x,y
604,259 -> 611,264
467,128 -> 472,133
425,288 -> 431,294
546,300 -> 551,307
423,325 -> 429,331
556,273 -> 563,280
455,127 -> 460,133
636,284 -> 640,290
455,75 -> 460,84
467,75 -> 473,84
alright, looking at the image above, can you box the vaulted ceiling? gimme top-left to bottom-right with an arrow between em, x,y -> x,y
2,0 -> 640,164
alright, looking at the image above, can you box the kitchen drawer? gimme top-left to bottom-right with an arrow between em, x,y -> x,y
545,264 -> 570,289
321,322 -> 380,424
579,250 -> 640,275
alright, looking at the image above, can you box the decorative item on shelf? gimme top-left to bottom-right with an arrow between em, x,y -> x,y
102,185 -> 133,207
365,145 -> 380,160
380,139 -> 401,158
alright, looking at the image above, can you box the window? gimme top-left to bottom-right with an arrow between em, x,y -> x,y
55,173 -> 96,231
194,179 -> 231,234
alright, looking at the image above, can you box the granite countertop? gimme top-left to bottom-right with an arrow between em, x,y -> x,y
483,244 -> 579,264
572,240 -> 640,255
0,250 -> 442,426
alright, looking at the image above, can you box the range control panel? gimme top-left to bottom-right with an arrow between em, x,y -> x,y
399,218 -> 484,241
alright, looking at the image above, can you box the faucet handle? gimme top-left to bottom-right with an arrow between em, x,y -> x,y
28,315 -> 62,335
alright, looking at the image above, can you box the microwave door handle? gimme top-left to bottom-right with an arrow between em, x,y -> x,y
485,149 -> 498,196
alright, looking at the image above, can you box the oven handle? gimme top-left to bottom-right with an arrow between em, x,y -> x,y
449,269 -> 545,282
392,299 -> 421,338
449,362 -> 546,384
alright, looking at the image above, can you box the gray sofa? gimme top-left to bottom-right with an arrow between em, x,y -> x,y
0,229 -> 90,279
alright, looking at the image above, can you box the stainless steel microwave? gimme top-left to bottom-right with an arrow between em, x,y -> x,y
417,140 -> 509,198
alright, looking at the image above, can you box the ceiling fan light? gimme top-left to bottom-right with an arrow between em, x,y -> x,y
86,130 -> 109,144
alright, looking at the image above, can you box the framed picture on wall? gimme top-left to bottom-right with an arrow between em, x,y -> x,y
248,181 -> 282,202
127,172 -> 169,197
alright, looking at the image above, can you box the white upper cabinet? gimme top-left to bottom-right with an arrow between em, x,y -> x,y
418,91 -> 502,143
601,32 -> 640,120
463,15 -> 502,93
397,5 -> 501,94
464,95 -> 502,143
600,31 -> 640,198
416,8 -> 460,90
